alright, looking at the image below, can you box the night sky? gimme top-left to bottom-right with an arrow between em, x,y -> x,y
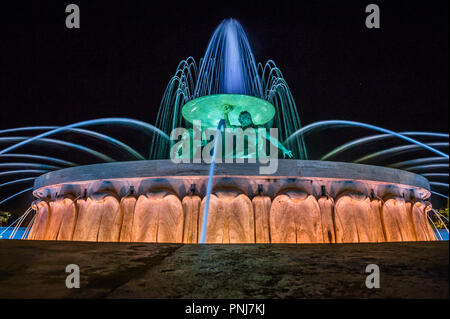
0,1 -> 448,211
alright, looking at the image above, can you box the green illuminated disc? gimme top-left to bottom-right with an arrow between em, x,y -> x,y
181,94 -> 276,128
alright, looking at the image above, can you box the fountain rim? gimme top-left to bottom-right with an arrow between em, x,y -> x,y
33,159 -> 430,198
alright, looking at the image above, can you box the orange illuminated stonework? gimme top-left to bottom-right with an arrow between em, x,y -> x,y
28,160 -> 436,243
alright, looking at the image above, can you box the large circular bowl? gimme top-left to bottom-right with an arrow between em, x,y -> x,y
181,94 -> 276,128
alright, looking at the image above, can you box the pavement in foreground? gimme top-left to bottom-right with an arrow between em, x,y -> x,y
0,240 -> 448,298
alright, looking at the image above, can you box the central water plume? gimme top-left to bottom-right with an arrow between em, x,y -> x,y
151,18 -> 308,160
195,19 -> 263,97
224,20 -> 245,94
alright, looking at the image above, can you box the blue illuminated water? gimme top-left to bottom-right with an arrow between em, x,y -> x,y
199,119 -> 225,244
435,229 -> 449,241
0,226 -> 27,239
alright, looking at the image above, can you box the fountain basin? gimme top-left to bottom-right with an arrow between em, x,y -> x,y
29,160 -> 436,243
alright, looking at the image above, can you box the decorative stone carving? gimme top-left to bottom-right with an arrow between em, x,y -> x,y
182,195 -> 201,244
270,191 -> 323,243
28,188 -> 437,243
132,191 -> 184,243
199,190 -> 254,243
252,195 -> 271,243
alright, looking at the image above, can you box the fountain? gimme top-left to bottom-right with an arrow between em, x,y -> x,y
1,19 -> 447,243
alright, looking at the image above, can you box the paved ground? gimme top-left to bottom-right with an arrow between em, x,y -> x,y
0,240 -> 447,298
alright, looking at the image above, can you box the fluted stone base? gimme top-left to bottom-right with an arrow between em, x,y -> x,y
28,160 -> 436,243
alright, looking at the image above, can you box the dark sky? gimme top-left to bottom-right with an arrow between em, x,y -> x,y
1,0 -> 448,131
0,1 -> 448,210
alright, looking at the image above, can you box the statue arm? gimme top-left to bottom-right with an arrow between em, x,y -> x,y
264,130 -> 293,158
224,111 -> 232,128
223,105 -> 237,129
